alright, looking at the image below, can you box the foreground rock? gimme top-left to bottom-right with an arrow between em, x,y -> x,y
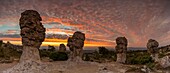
4,10 -> 46,73
67,31 -> 85,62
115,37 -> 128,63
147,39 -> 159,62
159,56 -> 170,68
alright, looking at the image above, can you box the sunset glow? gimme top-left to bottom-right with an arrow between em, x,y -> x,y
0,0 -> 170,48
1,38 -> 113,47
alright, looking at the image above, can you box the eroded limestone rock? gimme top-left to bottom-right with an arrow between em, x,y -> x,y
115,37 -> 128,63
147,39 -> 159,62
19,10 -> 45,48
159,56 -> 170,68
4,10 -> 46,73
67,31 -> 85,62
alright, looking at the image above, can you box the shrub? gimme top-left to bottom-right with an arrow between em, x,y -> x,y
82,48 -> 116,62
39,50 -> 51,57
49,52 -> 68,61
126,51 -> 154,64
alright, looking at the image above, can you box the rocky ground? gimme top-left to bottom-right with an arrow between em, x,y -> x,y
0,61 -> 132,73
0,60 -> 170,73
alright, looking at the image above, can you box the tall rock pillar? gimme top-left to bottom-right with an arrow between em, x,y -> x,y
115,37 -> 128,63
4,10 -> 46,73
147,39 -> 159,62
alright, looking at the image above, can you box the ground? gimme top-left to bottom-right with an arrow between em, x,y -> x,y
0,61 -> 169,73
0,61 -> 132,73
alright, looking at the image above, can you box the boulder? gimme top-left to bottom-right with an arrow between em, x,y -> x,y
159,56 -> 170,68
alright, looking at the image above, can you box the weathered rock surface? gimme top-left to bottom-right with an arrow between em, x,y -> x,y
147,39 -> 159,54
115,37 -> 128,63
19,10 -> 45,62
59,44 -> 66,52
67,31 -> 85,62
4,10 -> 46,73
159,56 -> 170,68
19,10 -> 45,48
19,46 -> 41,63
3,60 -> 49,73
147,39 -> 159,62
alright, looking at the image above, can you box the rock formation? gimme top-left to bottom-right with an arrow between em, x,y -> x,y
67,31 -> 85,62
4,10 -> 47,73
147,39 -> 159,62
19,10 -> 45,49
59,44 -> 66,52
115,37 -> 128,63
19,10 -> 45,62
159,56 -> 170,68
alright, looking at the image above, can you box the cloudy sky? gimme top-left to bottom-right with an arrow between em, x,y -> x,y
0,0 -> 170,48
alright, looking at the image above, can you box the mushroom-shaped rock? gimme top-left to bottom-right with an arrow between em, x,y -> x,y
4,10 -> 47,73
67,31 -> 85,62
20,10 -> 45,48
115,37 -> 128,63
147,39 -> 159,62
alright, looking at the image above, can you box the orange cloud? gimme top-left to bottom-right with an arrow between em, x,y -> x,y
42,16 -> 82,27
0,37 -> 113,47
46,28 -> 73,35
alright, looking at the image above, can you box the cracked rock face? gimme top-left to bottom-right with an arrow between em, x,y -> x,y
115,37 -> 128,63
67,31 -> 85,61
19,10 -> 45,48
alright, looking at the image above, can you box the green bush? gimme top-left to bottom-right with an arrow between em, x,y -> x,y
39,50 -> 51,57
126,51 -> 154,64
82,48 -> 116,62
49,52 -> 68,61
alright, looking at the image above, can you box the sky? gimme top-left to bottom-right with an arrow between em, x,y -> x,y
0,0 -> 170,48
